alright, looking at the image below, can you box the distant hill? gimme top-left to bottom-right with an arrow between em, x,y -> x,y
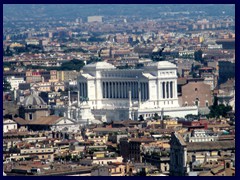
3,4 -> 235,21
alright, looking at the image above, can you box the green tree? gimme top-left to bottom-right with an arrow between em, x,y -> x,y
139,115 -> 144,121
185,114 -> 199,120
13,46 -> 26,54
8,146 -> 20,153
193,65 -> 201,71
3,62 -> 12,68
88,36 -> 105,42
60,59 -> 85,71
137,168 -> 147,176
208,104 -> 232,118
4,46 -> 13,56
194,50 -> 203,63
153,113 -> 160,120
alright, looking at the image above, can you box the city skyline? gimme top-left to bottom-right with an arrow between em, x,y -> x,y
3,4 -> 235,176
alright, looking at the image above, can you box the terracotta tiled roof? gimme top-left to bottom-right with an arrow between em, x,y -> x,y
93,127 -> 127,132
129,137 -> 154,143
187,140 -> 235,151
177,77 -> 187,85
207,124 -> 230,128
13,117 -> 30,125
28,116 -> 61,125
174,132 -> 187,146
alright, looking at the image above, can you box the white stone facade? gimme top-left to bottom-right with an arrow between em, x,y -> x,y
187,129 -> 218,142
3,119 -> 18,133
76,61 -> 198,121
6,76 -> 25,90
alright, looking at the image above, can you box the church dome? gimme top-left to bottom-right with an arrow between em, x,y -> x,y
22,93 -> 46,107
145,61 -> 176,69
83,61 -> 116,70
156,61 -> 176,68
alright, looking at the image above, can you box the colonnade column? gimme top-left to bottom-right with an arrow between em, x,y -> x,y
84,83 -> 86,97
167,81 -> 169,99
108,82 -> 111,98
82,83 -> 85,98
174,80 -> 178,98
165,81 -> 168,99
119,82 -> 121,98
111,82 -> 113,98
104,82 -> 107,98
121,82 -> 123,98
124,82 -> 128,98
144,83 -> 147,100
160,82 -> 163,99
138,85 -> 141,108
117,82 -> 120,98
123,82 -> 124,98
131,82 -> 134,98
115,82 -> 117,98
125,82 -> 127,98
146,83 -> 149,99
172,81 -> 175,99
126,82 -> 128,93
134,82 -> 136,98
81,83 -> 83,97
106,82 -> 108,98
162,82 -> 165,99
112,82 -> 114,98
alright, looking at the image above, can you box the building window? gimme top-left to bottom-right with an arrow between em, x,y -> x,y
165,166 -> 167,172
195,88 -> 198,91
206,101 -> 209,107
226,162 -> 230,168
195,98 -> 199,106
29,113 -> 33,120
195,101 -> 198,106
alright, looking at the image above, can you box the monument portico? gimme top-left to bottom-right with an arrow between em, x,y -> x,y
75,61 -> 197,121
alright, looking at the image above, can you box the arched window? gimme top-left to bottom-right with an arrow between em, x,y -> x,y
226,162 -> 230,168
206,101 -> 209,107
195,98 -> 199,106
29,113 -> 33,120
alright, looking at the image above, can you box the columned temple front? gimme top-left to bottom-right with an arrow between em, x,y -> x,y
76,61 -> 197,122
